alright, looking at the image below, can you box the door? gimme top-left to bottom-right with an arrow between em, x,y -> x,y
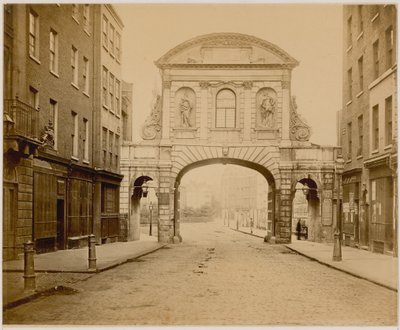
56,199 -> 65,250
359,189 -> 369,247
3,183 -> 17,261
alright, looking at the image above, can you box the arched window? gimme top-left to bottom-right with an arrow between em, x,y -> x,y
216,89 -> 236,128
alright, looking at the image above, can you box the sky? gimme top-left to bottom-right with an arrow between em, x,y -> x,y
115,3 -> 343,146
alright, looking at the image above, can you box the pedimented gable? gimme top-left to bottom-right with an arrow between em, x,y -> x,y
156,33 -> 298,68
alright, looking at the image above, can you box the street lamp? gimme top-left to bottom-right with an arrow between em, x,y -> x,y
149,202 -> 153,236
142,181 -> 149,198
333,175 -> 342,262
301,183 -> 310,196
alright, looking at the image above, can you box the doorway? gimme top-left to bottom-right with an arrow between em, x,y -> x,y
56,199 -> 65,250
3,183 -> 17,260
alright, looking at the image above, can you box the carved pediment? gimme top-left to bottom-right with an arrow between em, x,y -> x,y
156,33 -> 299,68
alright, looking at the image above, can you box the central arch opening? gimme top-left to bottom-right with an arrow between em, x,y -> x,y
174,158 -> 276,241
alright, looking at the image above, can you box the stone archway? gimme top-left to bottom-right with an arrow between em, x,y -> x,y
291,177 -> 320,241
120,32 -> 344,245
172,158 -> 276,242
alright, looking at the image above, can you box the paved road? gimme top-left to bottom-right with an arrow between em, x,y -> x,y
4,222 -> 398,326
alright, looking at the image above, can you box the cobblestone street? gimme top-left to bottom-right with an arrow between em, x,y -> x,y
4,222 -> 398,326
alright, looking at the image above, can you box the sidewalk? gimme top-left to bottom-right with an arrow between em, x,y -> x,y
233,226 -> 398,292
3,235 -> 167,309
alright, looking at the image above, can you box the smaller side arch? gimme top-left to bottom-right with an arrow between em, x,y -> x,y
129,175 -> 155,241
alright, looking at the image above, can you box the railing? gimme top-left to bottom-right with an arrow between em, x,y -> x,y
4,98 -> 40,140
101,214 -> 120,239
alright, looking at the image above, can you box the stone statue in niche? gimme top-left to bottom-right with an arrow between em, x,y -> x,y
259,94 -> 276,128
179,93 -> 192,127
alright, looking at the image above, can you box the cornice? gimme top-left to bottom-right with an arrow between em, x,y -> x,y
157,63 -> 297,70
104,4 -> 124,29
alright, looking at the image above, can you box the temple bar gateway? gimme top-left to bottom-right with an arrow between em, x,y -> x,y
120,33 -> 343,244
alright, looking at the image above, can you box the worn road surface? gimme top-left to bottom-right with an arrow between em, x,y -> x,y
4,221 -> 398,326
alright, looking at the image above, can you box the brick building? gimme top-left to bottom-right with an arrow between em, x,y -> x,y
3,4 -> 125,260
122,81 -> 133,142
91,5 -> 124,244
340,5 -> 397,255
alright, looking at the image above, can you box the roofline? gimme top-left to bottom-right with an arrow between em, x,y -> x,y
105,4 -> 124,29
155,32 -> 299,69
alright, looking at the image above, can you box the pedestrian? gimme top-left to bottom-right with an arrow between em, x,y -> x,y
250,218 -> 254,234
296,219 -> 302,240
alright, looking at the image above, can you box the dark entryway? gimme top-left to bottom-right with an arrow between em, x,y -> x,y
3,183 -> 17,261
56,199 -> 65,250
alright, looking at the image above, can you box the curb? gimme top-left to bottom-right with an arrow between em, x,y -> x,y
230,228 -> 265,239
4,285 -> 82,311
232,227 -> 397,293
284,245 -> 397,292
3,244 -> 168,311
4,244 -> 168,274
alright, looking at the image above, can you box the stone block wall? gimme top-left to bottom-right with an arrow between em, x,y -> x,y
15,156 -> 34,256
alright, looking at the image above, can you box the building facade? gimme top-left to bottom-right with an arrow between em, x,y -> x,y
341,5 -> 397,255
220,167 -> 270,230
122,81 -> 133,142
92,5 -> 124,244
3,4 -> 125,260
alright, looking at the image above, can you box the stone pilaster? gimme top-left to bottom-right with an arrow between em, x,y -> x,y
276,188 -> 292,243
243,81 -> 253,141
15,156 -> 34,257
161,80 -> 171,142
158,170 -> 173,243
199,81 -> 209,140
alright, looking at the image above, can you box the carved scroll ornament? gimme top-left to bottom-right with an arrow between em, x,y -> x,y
289,96 -> 311,141
40,120 -> 55,148
141,95 -> 162,140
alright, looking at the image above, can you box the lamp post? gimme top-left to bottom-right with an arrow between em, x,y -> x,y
149,201 -> 153,236
142,180 -> 149,198
333,174 -> 342,261
301,183 -> 310,196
